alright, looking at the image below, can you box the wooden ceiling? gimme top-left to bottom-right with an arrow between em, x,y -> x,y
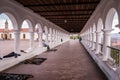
15,0 -> 101,33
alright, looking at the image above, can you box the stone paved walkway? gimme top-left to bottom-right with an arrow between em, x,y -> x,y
3,40 -> 108,80
0,40 -> 38,56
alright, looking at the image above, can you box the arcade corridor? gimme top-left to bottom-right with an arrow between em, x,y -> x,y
3,40 -> 108,80
0,0 -> 120,79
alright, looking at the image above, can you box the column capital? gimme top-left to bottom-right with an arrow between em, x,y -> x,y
14,30 -> 20,35
92,32 -> 94,34
95,31 -> 102,36
102,29 -> 114,32
38,32 -> 43,34
29,31 -> 34,34
95,31 -> 101,33
102,29 -> 114,36
14,30 -> 20,32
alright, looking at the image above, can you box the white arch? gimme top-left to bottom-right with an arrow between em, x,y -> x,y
92,24 -> 96,44
93,23 -> 96,32
49,28 -> 52,34
89,27 -> 92,42
105,8 -> 118,30
44,26 -> 48,34
0,12 -> 18,30
53,29 -> 55,35
25,19 -> 33,32
35,23 -> 43,33
55,30 -> 58,34
90,27 -> 92,33
111,12 -> 119,33
97,18 -> 103,32
21,19 -> 33,32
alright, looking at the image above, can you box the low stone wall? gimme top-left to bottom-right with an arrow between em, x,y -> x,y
81,41 -> 119,80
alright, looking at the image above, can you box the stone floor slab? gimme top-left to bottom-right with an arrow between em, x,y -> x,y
3,40 -> 108,80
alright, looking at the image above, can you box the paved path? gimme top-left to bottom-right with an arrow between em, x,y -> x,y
3,40 -> 108,80
0,40 -> 38,56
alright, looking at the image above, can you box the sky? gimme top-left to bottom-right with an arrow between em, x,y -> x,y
0,13 -> 119,33
112,13 -> 120,33
0,13 -> 13,29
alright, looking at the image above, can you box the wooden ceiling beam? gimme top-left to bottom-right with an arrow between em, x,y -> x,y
37,11 -> 92,14
49,20 -> 88,22
51,22 -> 87,24
46,17 -> 89,19
40,14 -> 91,16
15,0 -> 101,33
34,9 -> 94,12
48,18 -> 88,20
55,23 -> 85,26
50,20 -> 87,22
24,1 -> 100,7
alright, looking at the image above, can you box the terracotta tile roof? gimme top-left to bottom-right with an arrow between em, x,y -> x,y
0,29 -> 4,32
9,29 -> 14,32
0,28 -> 29,32
21,28 -> 29,32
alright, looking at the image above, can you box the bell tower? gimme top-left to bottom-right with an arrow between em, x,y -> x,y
3,19 -> 9,40
5,19 -> 8,29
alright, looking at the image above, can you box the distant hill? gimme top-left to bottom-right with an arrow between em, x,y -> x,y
111,33 -> 120,41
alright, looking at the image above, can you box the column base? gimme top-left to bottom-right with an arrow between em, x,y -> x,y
38,45 -> 43,48
91,48 -> 95,51
95,50 -> 100,54
102,57 -> 108,61
26,47 -> 33,52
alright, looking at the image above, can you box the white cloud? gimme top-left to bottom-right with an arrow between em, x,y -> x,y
21,21 -> 29,28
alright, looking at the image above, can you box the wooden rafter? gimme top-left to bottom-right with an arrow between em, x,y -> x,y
24,1 -> 99,7
15,0 -> 101,33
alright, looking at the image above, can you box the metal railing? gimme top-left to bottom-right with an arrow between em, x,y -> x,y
107,46 -> 120,67
99,43 -> 103,54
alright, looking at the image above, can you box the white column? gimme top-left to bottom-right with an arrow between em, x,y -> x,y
38,32 -> 43,47
87,34 -> 89,46
29,32 -> 34,50
45,33 -> 48,44
56,33 -> 59,45
49,33 -> 53,47
84,35 -> 86,44
14,30 -> 20,54
60,34 -> 62,43
83,35 -> 85,43
91,32 -> 94,50
58,34 -> 60,44
55,34 -> 57,46
51,34 -> 54,47
102,29 -> 112,61
95,32 -> 101,54
86,34 -> 88,45
88,33 -> 90,46
82,36 -> 84,44
54,33 -> 57,46
89,33 -> 92,48
88,33 -> 91,48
